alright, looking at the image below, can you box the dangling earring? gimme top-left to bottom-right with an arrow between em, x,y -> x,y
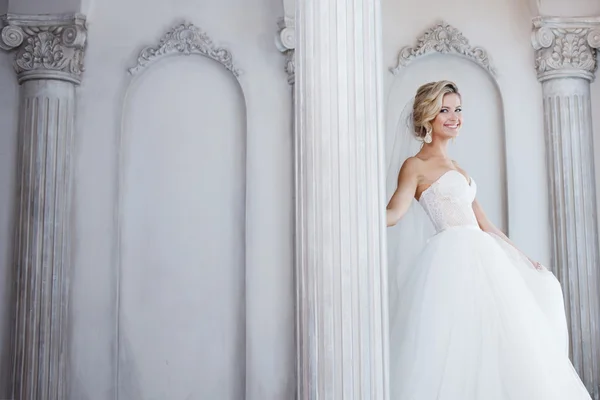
424,130 -> 432,144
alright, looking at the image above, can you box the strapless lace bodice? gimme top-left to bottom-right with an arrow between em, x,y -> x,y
418,170 -> 479,233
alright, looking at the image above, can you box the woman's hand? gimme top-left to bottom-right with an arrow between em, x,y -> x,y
386,158 -> 420,227
528,257 -> 544,271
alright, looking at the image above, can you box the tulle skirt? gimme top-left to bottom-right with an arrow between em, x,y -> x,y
389,226 -> 591,400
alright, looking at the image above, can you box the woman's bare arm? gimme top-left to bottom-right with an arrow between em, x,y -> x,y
472,197 -> 543,270
386,158 -> 420,227
452,160 -> 543,270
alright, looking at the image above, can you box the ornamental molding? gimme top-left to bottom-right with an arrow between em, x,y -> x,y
276,16 -> 295,85
531,16 -> 600,82
0,13 -> 87,84
128,21 -> 241,77
390,21 -> 496,77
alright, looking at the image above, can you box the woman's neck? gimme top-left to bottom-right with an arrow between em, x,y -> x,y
419,138 -> 451,160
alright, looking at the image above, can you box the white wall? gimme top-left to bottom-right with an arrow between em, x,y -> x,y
118,56 -> 247,399
382,0 -> 550,265
538,0 -> 600,16
7,0 -> 80,13
69,0 -> 294,399
0,52 -> 17,400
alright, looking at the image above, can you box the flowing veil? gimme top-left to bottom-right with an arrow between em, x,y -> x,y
386,99 -> 435,328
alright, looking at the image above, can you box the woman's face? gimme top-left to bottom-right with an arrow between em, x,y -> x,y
431,93 -> 462,140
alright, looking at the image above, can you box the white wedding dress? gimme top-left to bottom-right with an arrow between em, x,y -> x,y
389,169 -> 591,400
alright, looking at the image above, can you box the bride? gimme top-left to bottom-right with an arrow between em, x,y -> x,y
386,80 -> 592,399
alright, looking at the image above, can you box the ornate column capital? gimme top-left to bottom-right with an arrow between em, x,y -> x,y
276,16 -> 295,85
0,13 -> 87,84
532,16 -> 600,82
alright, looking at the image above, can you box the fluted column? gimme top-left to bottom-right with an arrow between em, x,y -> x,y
532,16 -> 600,399
294,1 -> 389,398
0,13 -> 86,400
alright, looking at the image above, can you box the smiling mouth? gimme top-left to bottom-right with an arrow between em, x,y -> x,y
444,124 -> 459,129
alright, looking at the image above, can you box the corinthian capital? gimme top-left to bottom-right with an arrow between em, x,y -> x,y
0,13 -> 87,84
532,16 -> 600,82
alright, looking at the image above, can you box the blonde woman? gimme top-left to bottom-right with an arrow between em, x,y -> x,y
386,81 -> 591,399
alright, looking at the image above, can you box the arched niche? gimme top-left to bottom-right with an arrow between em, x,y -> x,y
115,22 -> 247,400
385,21 -> 509,301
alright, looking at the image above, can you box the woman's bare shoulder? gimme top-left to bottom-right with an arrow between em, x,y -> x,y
392,157 -> 422,186
402,156 -> 425,172
451,159 -> 465,170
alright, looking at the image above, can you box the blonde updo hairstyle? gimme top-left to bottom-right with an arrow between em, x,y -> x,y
412,80 -> 460,141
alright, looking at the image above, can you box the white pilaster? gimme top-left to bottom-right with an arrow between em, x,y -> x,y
532,16 -> 600,399
294,1 -> 389,398
1,13 -> 86,400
